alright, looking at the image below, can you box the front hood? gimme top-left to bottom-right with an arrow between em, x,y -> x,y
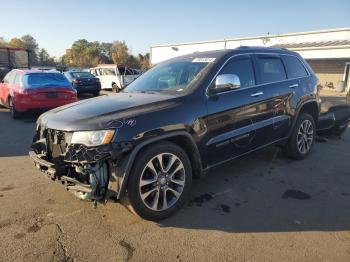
38,92 -> 179,131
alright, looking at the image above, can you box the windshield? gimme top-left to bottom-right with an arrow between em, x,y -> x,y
23,73 -> 72,89
124,59 -> 211,93
71,72 -> 95,78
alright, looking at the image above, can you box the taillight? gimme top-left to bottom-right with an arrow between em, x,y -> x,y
18,88 -> 28,95
72,80 -> 81,85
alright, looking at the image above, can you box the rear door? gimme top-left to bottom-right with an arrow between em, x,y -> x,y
205,55 -> 274,166
253,54 -> 292,142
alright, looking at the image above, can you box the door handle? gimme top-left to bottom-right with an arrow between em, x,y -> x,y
251,91 -> 263,97
289,83 -> 299,88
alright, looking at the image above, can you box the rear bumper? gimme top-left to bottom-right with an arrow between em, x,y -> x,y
75,85 -> 101,93
29,150 -> 92,194
15,98 -> 77,112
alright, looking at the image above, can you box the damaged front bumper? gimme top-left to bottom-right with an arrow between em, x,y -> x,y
29,127 -> 132,201
29,150 -> 93,198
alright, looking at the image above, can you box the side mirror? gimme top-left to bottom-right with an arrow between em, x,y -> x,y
214,74 -> 240,92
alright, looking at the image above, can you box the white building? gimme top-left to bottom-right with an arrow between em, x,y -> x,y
150,28 -> 350,91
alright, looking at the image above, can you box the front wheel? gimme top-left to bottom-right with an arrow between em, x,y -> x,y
283,113 -> 316,160
126,141 -> 192,221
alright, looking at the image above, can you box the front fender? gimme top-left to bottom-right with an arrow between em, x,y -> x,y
115,131 -> 201,199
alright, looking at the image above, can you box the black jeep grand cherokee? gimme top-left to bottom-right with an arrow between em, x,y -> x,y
30,47 -> 320,220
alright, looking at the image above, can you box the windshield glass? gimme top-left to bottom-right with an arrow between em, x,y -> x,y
124,59 -> 212,93
71,72 -> 95,78
23,73 -> 72,89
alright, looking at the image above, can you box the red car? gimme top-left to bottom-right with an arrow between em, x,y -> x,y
0,69 -> 77,118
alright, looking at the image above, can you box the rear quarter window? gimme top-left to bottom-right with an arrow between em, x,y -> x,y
281,55 -> 308,79
256,56 -> 287,84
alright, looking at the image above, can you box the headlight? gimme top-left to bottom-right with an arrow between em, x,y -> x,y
71,130 -> 115,147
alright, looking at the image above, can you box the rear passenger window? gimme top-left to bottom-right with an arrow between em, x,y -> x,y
256,56 -> 286,84
281,55 -> 308,79
221,56 -> 255,88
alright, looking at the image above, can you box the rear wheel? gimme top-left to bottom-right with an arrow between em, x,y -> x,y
283,113 -> 315,159
9,97 -> 21,119
126,141 -> 192,221
93,91 -> 100,97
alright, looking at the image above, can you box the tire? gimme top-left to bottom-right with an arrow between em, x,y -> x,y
112,83 -> 119,93
93,91 -> 100,97
126,141 -> 192,221
283,113 -> 316,160
8,97 -> 21,119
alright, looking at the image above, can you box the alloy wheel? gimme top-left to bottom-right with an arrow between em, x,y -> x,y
297,119 -> 314,154
138,153 -> 185,211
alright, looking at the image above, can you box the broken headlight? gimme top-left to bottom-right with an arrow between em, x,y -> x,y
71,130 -> 115,147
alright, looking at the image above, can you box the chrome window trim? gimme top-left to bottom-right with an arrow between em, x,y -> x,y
206,52 -> 311,97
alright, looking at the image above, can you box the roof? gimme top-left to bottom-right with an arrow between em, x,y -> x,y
167,46 -> 296,62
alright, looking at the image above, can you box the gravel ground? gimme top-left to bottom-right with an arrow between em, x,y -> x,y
0,92 -> 350,262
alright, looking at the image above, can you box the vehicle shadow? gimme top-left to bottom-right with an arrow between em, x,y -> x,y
159,129 -> 350,233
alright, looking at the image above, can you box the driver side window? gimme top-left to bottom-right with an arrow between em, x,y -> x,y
220,56 -> 256,89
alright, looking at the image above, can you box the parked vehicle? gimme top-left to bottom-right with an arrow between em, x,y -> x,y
0,69 -> 77,118
89,64 -> 140,92
0,48 -> 30,81
64,71 -> 101,96
30,47 -> 320,220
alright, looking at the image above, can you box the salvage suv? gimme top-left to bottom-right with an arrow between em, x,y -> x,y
30,47 -> 320,220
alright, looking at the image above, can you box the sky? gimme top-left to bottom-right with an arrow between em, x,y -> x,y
0,0 -> 349,58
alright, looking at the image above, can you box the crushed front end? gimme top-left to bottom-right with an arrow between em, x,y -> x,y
29,125 -> 131,202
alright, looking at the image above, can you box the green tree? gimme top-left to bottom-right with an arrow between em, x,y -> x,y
38,48 -> 56,66
126,55 -> 139,68
99,42 -> 113,64
64,39 -> 102,67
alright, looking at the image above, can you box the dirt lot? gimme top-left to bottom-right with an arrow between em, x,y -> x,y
0,92 -> 350,262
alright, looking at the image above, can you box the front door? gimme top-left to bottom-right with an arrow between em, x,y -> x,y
205,55 -> 273,166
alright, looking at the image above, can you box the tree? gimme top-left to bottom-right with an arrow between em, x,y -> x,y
138,53 -> 150,70
8,38 -> 25,48
21,35 -> 39,65
99,42 -> 113,64
111,41 -> 129,64
66,39 -> 102,67
38,48 -> 55,66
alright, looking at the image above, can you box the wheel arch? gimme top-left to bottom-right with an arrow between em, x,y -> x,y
289,99 -> 319,138
298,100 -> 319,123
117,131 -> 202,199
